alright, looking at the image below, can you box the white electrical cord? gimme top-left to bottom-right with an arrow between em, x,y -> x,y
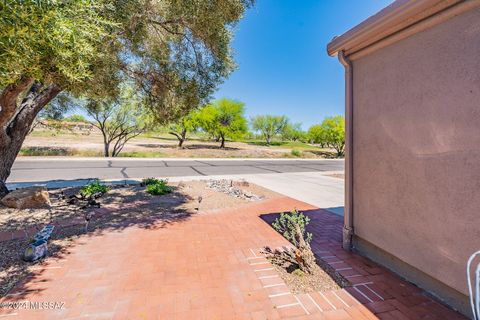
467,251 -> 480,319
476,262 -> 480,318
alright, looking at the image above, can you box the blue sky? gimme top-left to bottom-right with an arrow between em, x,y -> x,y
214,0 -> 393,129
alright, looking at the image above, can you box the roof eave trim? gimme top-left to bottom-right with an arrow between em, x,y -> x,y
327,0 -> 462,57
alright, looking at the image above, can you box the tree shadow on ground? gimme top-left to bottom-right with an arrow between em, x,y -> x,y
246,141 -> 289,147
136,143 -> 239,151
0,185 -> 194,298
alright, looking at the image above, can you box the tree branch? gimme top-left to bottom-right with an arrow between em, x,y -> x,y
0,76 -> 34,127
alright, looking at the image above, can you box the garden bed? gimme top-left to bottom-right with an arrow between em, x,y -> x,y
0,179 -> 279,296
262,210 -> 349,294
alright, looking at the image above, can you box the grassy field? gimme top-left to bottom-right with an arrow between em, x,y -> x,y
22,127 -> 338,158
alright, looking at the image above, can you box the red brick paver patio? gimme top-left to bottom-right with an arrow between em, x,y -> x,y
0,194 -> 467,319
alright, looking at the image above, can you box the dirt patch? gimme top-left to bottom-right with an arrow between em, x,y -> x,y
23,129 -> 331,158
0,189 -> 80,232
270,261 -> 347,294
0,180 -> 279,296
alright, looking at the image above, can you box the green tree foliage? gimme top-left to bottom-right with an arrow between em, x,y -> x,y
321,115 -> 345,156
168,111 -> 200,147
307,124 -> 326,146
197,98 -> 247,148
251,115 -> 288,145
307,115 -> 345,156
38,93 -> 78,120
282,122 -> 305,142
64,115 -> 88,123
85,87 -> 152,157
0,0 -> 253,195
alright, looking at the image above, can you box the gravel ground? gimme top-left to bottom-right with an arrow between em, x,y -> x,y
0,188 -> 80,232
271,262 -> 346,294
0,180 -> 279,296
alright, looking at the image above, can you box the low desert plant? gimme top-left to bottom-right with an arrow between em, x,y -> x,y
291,149 -> 302,157
266,209 -> 316,274
272,209 -> 312,247
146,179 -> 173,195
80,180 -> 109,197
142,177 -> 160,186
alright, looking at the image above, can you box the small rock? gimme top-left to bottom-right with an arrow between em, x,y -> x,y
62,188 -> 78,198
205,179 -> 262,201
1,186 -> 51,209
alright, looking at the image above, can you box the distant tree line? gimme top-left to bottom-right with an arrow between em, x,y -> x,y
163,101 -> 345,156
37,97 -> 346,156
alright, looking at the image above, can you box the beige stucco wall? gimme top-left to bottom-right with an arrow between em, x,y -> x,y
352,7 -> 480,295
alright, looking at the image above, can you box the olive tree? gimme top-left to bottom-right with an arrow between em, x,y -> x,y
0,0 -> 253,196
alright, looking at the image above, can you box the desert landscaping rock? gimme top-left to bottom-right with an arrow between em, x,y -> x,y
1,186 -> 51,209
206,179 -> 263,201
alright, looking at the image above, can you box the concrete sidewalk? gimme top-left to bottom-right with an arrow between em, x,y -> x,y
240,172 -> 344,216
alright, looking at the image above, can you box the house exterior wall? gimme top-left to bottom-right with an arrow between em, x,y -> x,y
351,7 -> 480,296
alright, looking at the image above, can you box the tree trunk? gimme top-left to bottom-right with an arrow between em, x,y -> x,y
220,134 -> 225,148
292,224 -> 316,274
179,129 -> 186,148
169,129 -> 187,148
0,82 -> 61,197
104,142 -> 110,157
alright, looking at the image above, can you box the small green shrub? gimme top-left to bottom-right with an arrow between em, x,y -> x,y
146,179 -> 173,195
81,180 -> 109,197
272,209 -> 312,247
291,149 -> 302,157
142,177 -> 160,186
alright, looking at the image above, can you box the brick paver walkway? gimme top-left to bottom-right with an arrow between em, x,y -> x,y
0,194 -> 467,319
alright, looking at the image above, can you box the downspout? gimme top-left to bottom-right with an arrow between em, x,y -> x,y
338,50 -> 354,250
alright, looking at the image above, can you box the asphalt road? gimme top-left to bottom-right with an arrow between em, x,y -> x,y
8,158 -> 344,184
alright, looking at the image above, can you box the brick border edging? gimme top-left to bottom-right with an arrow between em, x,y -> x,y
244,247 -> 377,319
